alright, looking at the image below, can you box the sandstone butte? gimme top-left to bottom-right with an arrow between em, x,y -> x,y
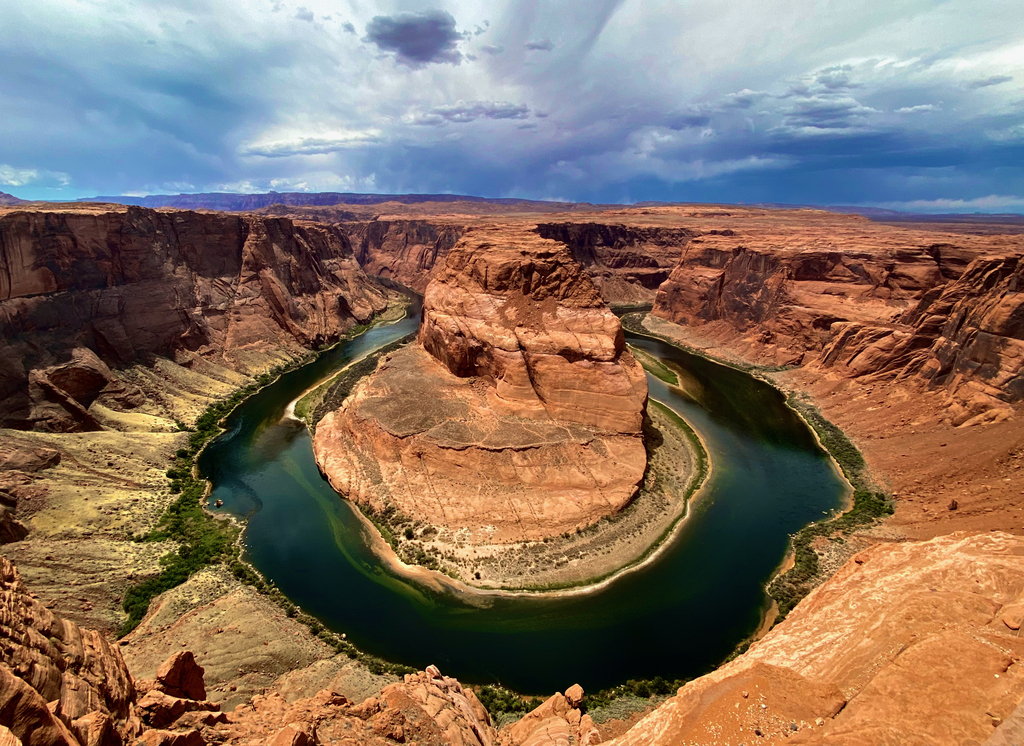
312,228 -> 648,543
2,200 -> 1024,745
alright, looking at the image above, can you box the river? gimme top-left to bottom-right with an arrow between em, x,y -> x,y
198,306 -> 846,694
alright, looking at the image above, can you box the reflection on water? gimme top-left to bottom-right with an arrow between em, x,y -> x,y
199,311 -> 846,694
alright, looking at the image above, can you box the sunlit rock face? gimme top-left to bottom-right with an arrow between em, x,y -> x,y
419,230 -> 648,434
314,229 -> 648,544
0,204 -> 389,431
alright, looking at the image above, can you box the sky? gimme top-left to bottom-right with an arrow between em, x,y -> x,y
1,0 -> 1023,210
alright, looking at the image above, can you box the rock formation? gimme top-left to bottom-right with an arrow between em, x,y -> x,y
0,204 -> 389,431
814,252 -> 1024,425
648,207 -> 1024,419
0,553 -> 499,746
604,532 -> 1024,745
345,220 -> 465,292
534,222 -> 693,304
313,229 -> 648,543
0,555 -> 144,745
497,684 -> 598,746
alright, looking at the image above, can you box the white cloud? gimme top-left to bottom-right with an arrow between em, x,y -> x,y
874,195 -> 1024,213
896,104 -> 941,113
241,130 -> 383,157
0,164 -> 71,187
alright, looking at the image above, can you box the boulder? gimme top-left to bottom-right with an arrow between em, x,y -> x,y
155,653 -> 206,702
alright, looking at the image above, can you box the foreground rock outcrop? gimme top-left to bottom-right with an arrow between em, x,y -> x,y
0,553 -> 503,746
0,555 -> 144,745
0,204 -> 389,431
314,229 -> 648,543
605,531 -> 1024,745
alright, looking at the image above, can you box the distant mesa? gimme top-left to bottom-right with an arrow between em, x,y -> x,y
0,191 -> 25,206
75,190 -> 575,212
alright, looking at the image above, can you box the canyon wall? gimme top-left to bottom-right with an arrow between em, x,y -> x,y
534,222 -> 693,304
344,220 -> 465,292
313,228 -> 648,544
648,208 -> 1024,419
0,205 -> 389,432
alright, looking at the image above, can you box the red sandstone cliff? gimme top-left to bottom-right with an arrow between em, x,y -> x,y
648,208 -> 1024,419
0,205 -> 389,432
419,230 -> 647,433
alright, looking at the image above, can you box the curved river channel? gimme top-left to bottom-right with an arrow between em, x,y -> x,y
199,306 -> 846,694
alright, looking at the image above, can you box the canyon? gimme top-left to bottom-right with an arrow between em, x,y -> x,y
1,198 -> 1023,745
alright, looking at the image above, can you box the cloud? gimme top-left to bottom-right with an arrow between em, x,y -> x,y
364,10 -> 463,66
241,131 -> 382,157
412,100 -> 531,126
0,164 -> 71,187
294,7 -> 313,23
896,104 -> 940,113
874,194 -> 1024,213
967,75 -> 1013,89
524,39 -> 554,52
814,65 -> 859,91
783,96 -> 879,129
1,0 -> 1022,207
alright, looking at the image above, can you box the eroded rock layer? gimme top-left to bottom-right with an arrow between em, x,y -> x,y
314,230 -> 647,543
648,207 -> 1024,420
420,231 -> 648,433
606,532 -> 1024,746
0,204 -> 389,432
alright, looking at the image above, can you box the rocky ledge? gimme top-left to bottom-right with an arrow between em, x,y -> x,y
313,229 -> 648,546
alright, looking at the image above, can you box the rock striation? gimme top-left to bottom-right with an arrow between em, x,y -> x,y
346,220 -> 465,292
535,222 -> 693,305
649,207 -> 1024,420
0,554 -> 144,745
0,551 -> 503,746
313,229 -> 648,543
604,532 -> 1024,746
0,204 -> 389,431
815,252 -> 1024,426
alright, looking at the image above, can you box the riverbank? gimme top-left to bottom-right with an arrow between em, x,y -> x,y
326,396 -> 711,598
629,313 -> 898,619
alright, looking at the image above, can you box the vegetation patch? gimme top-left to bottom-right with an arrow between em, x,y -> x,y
630,344 -> 679,385
121,354 -> 318,636
117,306 -> 419,678
768,393 -> 893,617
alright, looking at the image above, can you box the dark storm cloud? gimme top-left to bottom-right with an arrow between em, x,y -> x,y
413,100 -> 531,125
364,10 -> 463,66
524,39 -> 554,51
2,0 -> 1022,212
967,75 -> 1013,89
